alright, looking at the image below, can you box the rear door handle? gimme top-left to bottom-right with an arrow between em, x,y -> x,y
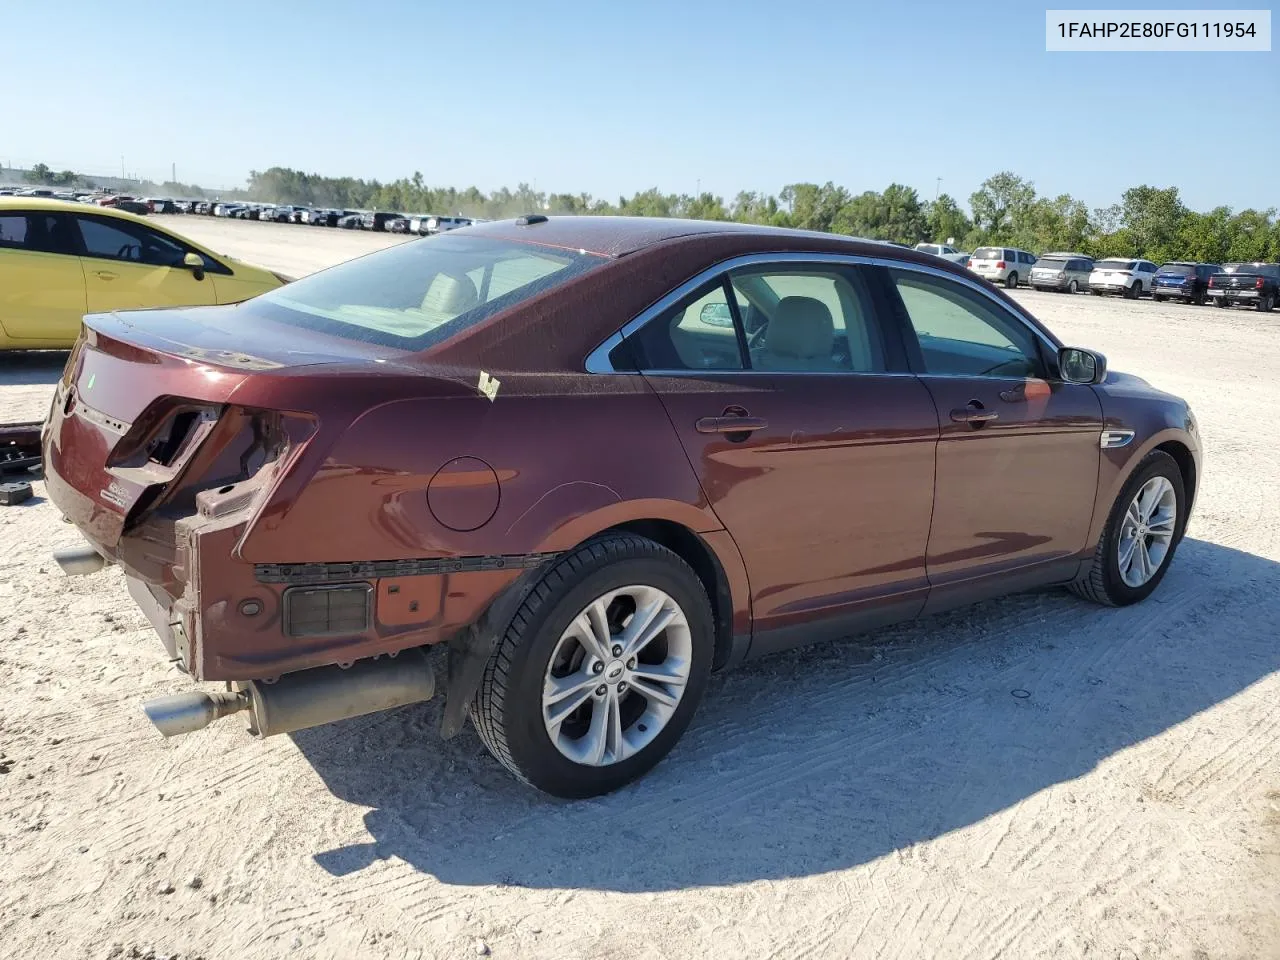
95,271 -> 118,280
950,401 -> 998,425
695,416 -> 768,435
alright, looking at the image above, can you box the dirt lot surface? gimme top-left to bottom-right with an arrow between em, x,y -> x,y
2,219 -> 1277,960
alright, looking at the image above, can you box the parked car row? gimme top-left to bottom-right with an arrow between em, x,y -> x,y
145,198 -> 480,235
912,241 -> 1277,311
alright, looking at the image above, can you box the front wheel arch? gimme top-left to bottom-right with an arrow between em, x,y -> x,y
1154,439 -> 1197,526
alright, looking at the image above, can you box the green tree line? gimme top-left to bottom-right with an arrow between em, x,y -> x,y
242,166 -> 1280,263
18,160 -> 1280,263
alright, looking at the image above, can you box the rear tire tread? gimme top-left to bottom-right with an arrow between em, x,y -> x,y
471,533 -> 706,790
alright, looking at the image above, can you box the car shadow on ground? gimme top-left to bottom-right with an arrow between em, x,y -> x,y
0,351 -> 69,390
295,538 -> 1279,892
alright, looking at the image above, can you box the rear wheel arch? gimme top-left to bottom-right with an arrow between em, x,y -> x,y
599,519 -> 737,670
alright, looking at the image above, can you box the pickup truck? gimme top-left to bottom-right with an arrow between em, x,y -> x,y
1208,262 -> 1280,312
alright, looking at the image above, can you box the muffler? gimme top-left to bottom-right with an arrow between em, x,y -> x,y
53,543 -> 110,576
141,649 -> 436,739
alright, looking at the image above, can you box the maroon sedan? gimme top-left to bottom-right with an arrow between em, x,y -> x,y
44,216 -> 1200,797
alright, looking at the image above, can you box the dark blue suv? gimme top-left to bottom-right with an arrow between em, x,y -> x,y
1152,262 -> 1221,305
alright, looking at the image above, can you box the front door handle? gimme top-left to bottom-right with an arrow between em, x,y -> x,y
950,401 -> 998,425
95,270 -> 118,281
695,416 -> 768,435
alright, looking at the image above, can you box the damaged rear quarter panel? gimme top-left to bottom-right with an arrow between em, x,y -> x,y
180,370 -> 723,680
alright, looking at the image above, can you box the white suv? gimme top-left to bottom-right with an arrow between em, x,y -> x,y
913,242 -> 969,265
1089,258 -> 1159,298
968,246 -> 1037,288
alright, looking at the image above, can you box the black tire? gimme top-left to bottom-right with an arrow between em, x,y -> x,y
1067,279 -> 1079,294
1256,293 -> 1275,313
1005,272 -> 1018,289
1124,282 -> 1140,299
1214,298 -> 1229,308
1090,288 -> 1102,296
472,534 -> 714,798
1153,294 -> 1164,303
1069,450 -> 1187,607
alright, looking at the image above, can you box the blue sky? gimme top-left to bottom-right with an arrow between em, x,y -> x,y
7,1 -> 1276,212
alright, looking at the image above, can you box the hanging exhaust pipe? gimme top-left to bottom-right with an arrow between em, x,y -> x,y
144,689 -> 251,738
53,542 -> 111,576
140,649 -> 436,739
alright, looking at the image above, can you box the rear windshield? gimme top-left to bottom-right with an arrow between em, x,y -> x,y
1095,260 -> 1135,271
972,247 -> 1004,260
1158,263 -> 1195,275
255,234 -> 605,350
915,244 -> 941,255
1034,257 -> 1069,269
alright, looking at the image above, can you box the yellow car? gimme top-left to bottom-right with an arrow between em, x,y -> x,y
0,197 -> 288,350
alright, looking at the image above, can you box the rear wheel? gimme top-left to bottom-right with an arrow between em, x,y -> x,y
472,534 -> 714,797
1214,298 -> 1229,308
1070,451 -> 1186,607
1125,282 -> 1140,299
1066,280 -> 1077,294
1005,272 -> 1019,289
1257,293 -> 1275,313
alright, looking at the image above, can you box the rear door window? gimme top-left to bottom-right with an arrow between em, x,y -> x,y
0,212 -> 76,254
730,266 -> 886,373
628,279 -> 746,371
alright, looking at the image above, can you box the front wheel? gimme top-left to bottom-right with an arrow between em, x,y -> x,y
1070,450 -> 1186,607
1005,272 -> 1018,289
472,534 -> 714,797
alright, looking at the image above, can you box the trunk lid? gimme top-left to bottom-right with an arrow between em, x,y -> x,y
43,307 -> 463,552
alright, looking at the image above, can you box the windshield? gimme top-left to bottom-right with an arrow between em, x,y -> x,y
1095,260 -> 1135,271
255,234 -> 605,350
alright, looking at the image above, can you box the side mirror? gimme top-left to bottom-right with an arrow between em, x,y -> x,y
182,251 -> 205,280
699,302 -> 734,327
1058,346 -> 1107,384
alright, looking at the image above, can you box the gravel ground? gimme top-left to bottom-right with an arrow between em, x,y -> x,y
1,219 -> 1277,960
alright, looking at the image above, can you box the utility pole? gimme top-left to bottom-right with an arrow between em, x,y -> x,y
935,177 -> 942,201
172,162 -> 176,184
121,156 -> 126,179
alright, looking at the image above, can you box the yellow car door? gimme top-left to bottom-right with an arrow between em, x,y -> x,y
73,212 -> 218,314
0,210 -> 88,348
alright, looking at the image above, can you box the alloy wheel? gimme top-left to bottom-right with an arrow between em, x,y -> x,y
1117,476 -> 1178,587
541,585 -> 693,767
